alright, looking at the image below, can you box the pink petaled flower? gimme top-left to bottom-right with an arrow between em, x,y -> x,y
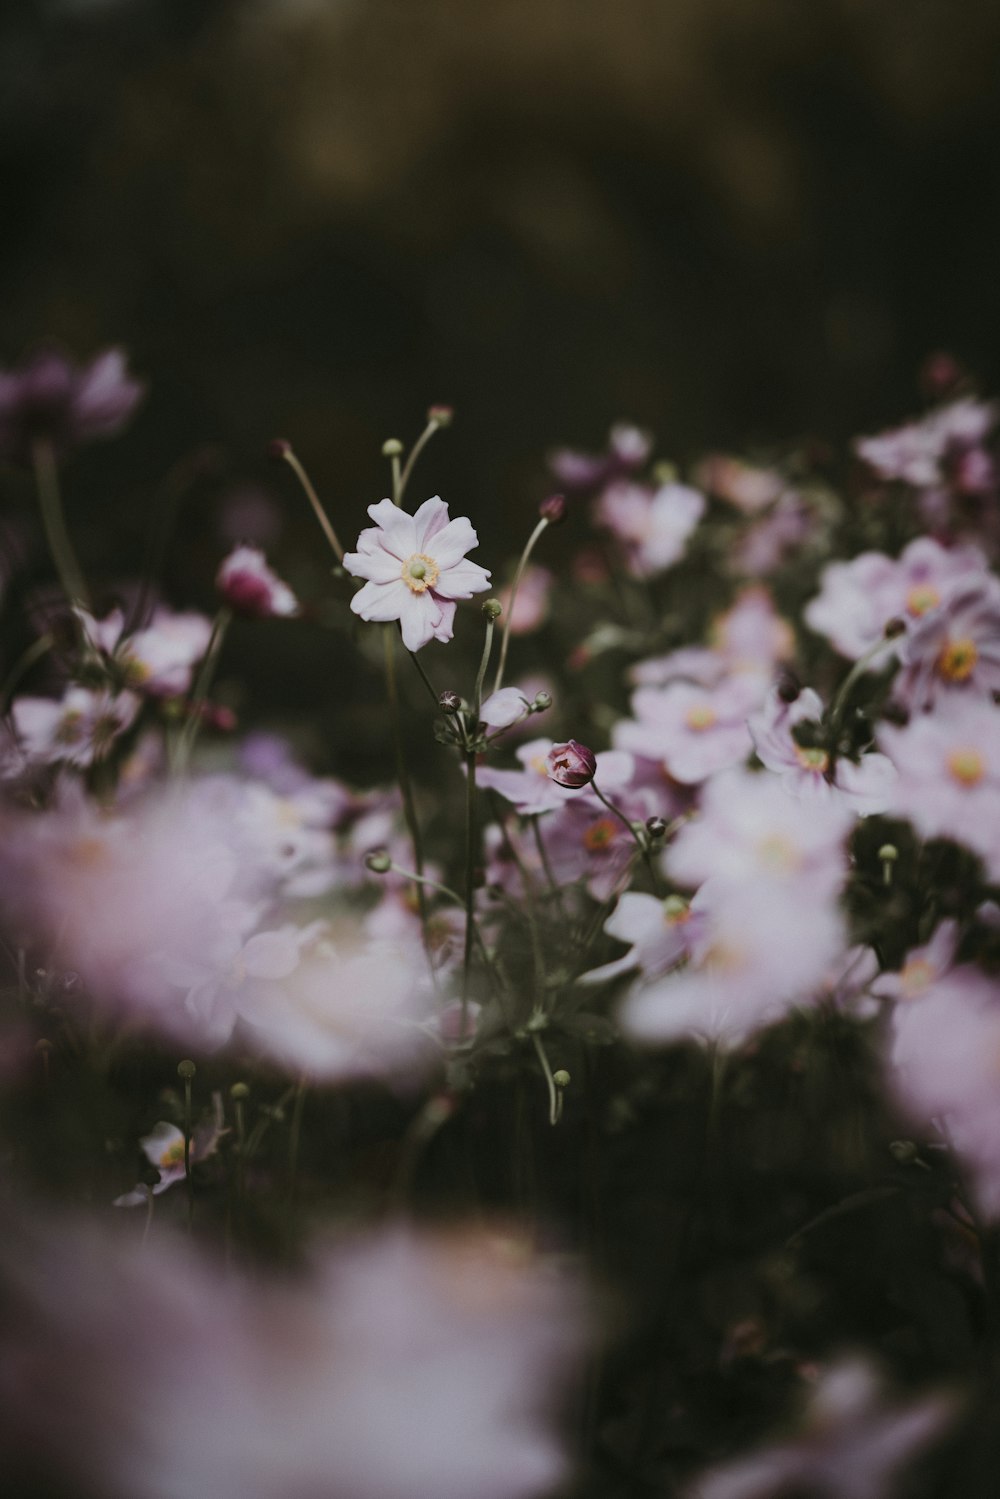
0,1214 -> 586,1499
479,687 -> 532,731
595,479 -> 705,577
688,1359 -> 953,1499
622,878 -> 846,1049
888,964 -> 1000,1218
749,685 -> 896,813
614,674 -> 761,785
217,545 -> 299,618
856,396 -> 997,503
114,1093 -> 226,1206
344,496 -> 491,652
878,698 -> 1000,881
83,606 -> 213,697
497,564 -> 553,634
631,587 -> 792,693
546,739 -> 597,788
548,421 -> 652,490
0,345 -> 145,463
893,574 -> 1000,709
804,536 -> 989,661
579,888 -> 709,986
11,685 -> 140,768
871,920 -> 959,1004
691,453 -> 784,514
666,767 -> 853,896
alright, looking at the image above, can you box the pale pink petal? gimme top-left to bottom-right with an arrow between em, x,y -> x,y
364,499 -> 416,559
241,929 -> 303,980
428,514 -> 479,568
341,546 -> 402,584
433,559 -> 492,600
350,579 -> 412,623
412,495 -> 451,549
398,590 -> 444,652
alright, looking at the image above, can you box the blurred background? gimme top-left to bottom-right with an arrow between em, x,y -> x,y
3,0 -> 1000,751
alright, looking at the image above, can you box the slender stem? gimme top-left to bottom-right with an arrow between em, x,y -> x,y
492,517 -> 549,695
591,780 -> 662,894
172,606 -> 232,773
0,633 -> 53,714
531,1030 -> 563,1126
32,439 -> 90,609
288,1077 -> 307,1203
473,615 -> 495,724
280,447 -> 344,561
405,644 -> 441,708
398,418 -> 442,505
390,454 -> 403,505
141,1184 -> 155,1246
234,1095 -> 247,1208
383,624 -> 431,945
828,635 -> 896,739
530,814 -> 562,899
181,1070 -> 194,1232
461,749 -> 478,1031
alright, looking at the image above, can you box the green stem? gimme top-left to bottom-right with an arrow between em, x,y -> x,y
32,439 -> 90,609
398,418 -> 442,505
280,447 -> 344,561
827,635 -> 896,740
531,1030 -> 563,1126
473,615 -> 495,724
591,780 -> 662,894
492,516 -> 549,695
405,644 -> 442,708
288,1077 -> 307,1203
383,624 -> 431,947
172,606 -> 232,773
461,749 -> 478,1031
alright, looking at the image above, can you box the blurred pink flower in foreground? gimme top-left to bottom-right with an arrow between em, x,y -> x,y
749,685 -> 896,813
878,698 -> 1000,881
689,1360 -> 953,1499
84,605 -> 213,696
0,1215 -> 585,1499
0,345 -> 145,463
614,675 -> 761,785
344,496 -> 491,651
595,478 -> 705,577
11,684 -> 139,768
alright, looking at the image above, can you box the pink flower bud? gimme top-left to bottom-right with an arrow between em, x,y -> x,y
546,739 -> 597,788
539,493 -> 567,525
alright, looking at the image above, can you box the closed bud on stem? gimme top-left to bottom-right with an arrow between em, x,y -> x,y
438,689 -> 462,714
546,739 -> 596,788
365,850 -> 393,874
884,616 -> 906,640
645,815 -> 667,839
532,690 -> 552,712
177,1059 -> 196,1081
482,598 -> 503,620
230,1082 -> 250,1101
879,843 -> 899,886
552,1070 -> 571,1089
427,404 -> 454,427
539,493 -> 567,525
381,438 -> 404,458
265,438 -> 292,460
776,669 -> 801,704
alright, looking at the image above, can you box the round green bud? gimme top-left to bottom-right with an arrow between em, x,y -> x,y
177,1059 -> 197,1081
230,1082 -> 250,1101
365,850 -> 393,875
552,1069 -> 571,1089
878,844 -> 899,863
482,598 -> 503,620
381,438 -> 404,458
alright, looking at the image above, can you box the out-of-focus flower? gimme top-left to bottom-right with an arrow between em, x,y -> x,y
888,961 -> 1000,1218
893,575 -> 1000,709
83,606 -> 213,697
692,454 -> 784,514
579,888 -> 708,985
622,877 -> 845,1048
344,496 -> 491,651
666,767 -> 852,895
0,1214 -> 586,1499
871,921 -> 959,1004
11,685 -> 139,768
688,1360 -> 953,1499
878,698 -> 1000,880
614,674 -> 761,785
749,685 -> 896,812
0,345 -> 145,463
856,396 -> 997,496
732,491 -> 818,576
546,739 -> 597,788
595,479 -> 705,577
114,1093 -> 226,1206
217,545 -> 299,618
549,421 -> 652,490
480,687 -> 532,731
497,564 -> 553,635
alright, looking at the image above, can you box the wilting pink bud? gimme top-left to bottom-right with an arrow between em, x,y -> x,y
539,493 -> 567,525
546,739 -> 597,788
216,545 -> 298,619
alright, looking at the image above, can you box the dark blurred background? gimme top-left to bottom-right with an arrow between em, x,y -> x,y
3,0 -> 1000,738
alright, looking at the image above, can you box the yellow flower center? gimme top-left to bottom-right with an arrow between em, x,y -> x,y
583,816 -> 617,852
401,553 -> 440,594
55,710 -> 85,745
947,747 -> 985,786
794,745 -> 829,773
937,637 -> 978,682
756,834 -> 799,873
905,583 -> 941,617
662,896 -> 690,926
899,957 -> 935,999
159,1138 -> 187,1169
685,703 -> 717,732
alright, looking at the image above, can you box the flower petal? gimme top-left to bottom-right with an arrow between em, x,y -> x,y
364,499 -> 416,560
433,560 -> 492,600
428,514 -> 479,568
350,579 -> 412,623
412,495 -> 451,550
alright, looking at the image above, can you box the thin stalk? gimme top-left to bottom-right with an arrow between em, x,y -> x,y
473,614 -> 495,724
171,607 -> 232,773
398,418 -> 443,505
461,749 -> 478,1031
280,446 -> 344,561
288,1078 -> 307,1203
383,624 -> 431,946
531,1030 -> 563,1126
827,635 -> 896,739
405,645 -> 442,708
0,633 -> 53,713
591,780 -> 662,894
492,516 -> 549,695
32,439 -> 90,609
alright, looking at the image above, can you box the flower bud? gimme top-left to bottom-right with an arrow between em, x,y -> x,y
645,815 -> 667,839
546,739 -> 597,788
539,493 -> 567,525
482,598 -> 503,620
776,669 -> 801,704
428,404 -> 454,427
230,1082 -> 250,1101
381,438 -> 404,458
884,617 -> 906,640
365,849 -> 393,874
552,1070 -> 571,1089
889,1139 -> 919,1163
532,690 -> 553,712
266,438 -> 292,460
878,844 -> 899,864
177,1059 -> 196,1081
438,690 -> 462,714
